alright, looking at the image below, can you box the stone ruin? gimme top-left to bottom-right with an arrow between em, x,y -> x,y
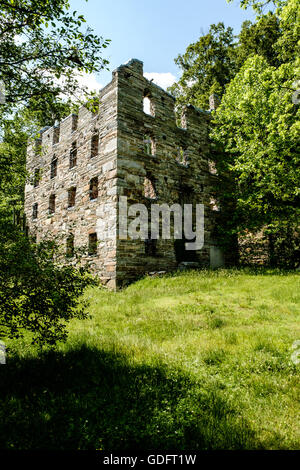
24,59 -> 225,288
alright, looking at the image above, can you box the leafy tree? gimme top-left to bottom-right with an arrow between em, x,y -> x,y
0,0 -> 106,346
227,0 -> 287,14
210,55 -> 300,265
237,12 -> 281,67
0,221 -> 96,347
274,0 -> 300,62
0,0 -> 109,121
169,23 -> 237,110
169,14 -> 282,110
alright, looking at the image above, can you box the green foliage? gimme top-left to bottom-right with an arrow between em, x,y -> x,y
0,221 -> 96,346
211,55 -> 300,248
171,1 -> 299,263
0,0 -> 110,121
0,1 -> 104,346
227,0 -> 287,14
169,12 -> 283,110
237,13 -> 281,67
275,0 -> 300,62
169,23 -> 237,110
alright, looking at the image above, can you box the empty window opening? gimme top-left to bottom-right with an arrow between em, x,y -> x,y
53,126 -> 60,145
71,114 -> 78,132
208,159 -> 218,175
33,168 -> 40,187
88,232 -> 98,255
34,139 -> 42,155
51,156 -> 58,178
144,177 -> 157,200
68,187 -> 76,207
69,142 -> 77,169
66,234 -> 74,258
91,132 -> 99,158
143,92 -> 155,116
13,209 -> 21,226
49,194 -> 56,214
143,134 -> 155,155
89,176 -> 98,200
181,112 -> 187,129
177,146 -> 189,166
32,203 -> 38,220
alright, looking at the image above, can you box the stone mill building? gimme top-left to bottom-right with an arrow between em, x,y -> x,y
24,59 -> 225,289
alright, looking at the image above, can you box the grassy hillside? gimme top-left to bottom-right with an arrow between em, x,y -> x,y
1,269 -> 299,450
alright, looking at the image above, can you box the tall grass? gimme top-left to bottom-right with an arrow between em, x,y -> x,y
1,269 -> 299,449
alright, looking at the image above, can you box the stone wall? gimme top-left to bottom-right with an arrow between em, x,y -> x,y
115,59 -> 218,286
24,58 -> 223,289
24,76 -> 119,288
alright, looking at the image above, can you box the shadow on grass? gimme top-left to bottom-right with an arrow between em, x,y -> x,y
0,345 -> 261,450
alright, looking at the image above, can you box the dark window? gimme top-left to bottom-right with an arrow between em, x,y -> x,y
145,237 -> 157,256
49,194 -> 56,214
33,168 -> 40,187
89,177 -> 98,200
69,142 -> 77,169
68,187 -> 76,207
88,233 -> 97,255
32,203 -> 38,219
53,126 -> 60,144
71,114 -> 78,132
50,156 -> 58,178
91,132 -> 99,158
66,234 -> 74,258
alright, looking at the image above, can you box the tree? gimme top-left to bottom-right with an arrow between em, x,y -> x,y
169,23 -> 237,110
0,222 -> 96,347
169,14 -> 282,111
210,54 -> 300,265
237,12 -> 281,68
227,0 -> 287,14
0,0 -> 110,121
0,0 -> 106,346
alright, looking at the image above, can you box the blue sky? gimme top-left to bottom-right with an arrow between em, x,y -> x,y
69,0 -> 256,90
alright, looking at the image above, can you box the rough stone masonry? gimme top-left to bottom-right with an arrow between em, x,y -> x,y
24,59 -> 224,289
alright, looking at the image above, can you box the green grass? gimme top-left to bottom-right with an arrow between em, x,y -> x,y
1,269 -> 299,450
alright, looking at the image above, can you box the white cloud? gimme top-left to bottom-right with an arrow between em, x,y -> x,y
55,71 -> 103,102
143,72 -> 177,91
74,72 -> 103,93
